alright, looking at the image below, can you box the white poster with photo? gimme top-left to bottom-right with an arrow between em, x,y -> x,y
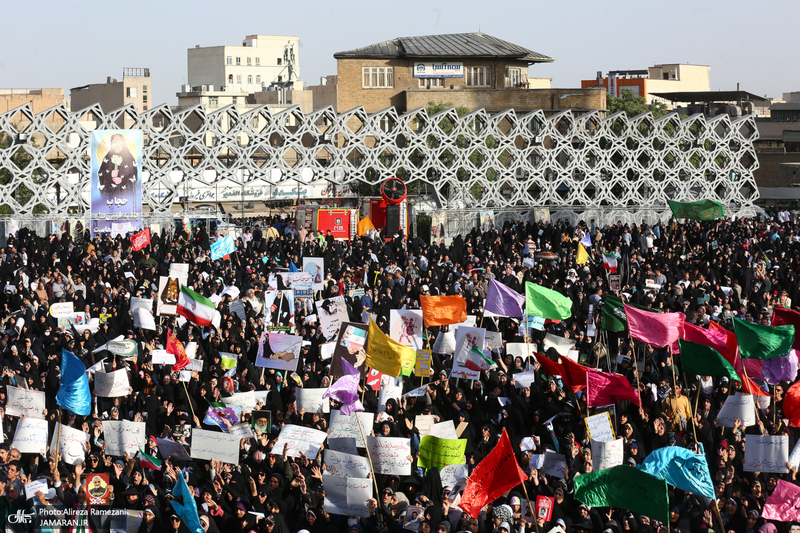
264,288 -> 295,327
6,387 -> 46,419
102,421 -> 145,457
323,475 -> 371,517
366,436 -> 412,475
716,393 -> 757,427
591,438 -> 624,470
12,418 -> 48,454
94,369 -> 131,397
190,429 -> 241,465
296,388 -> 331,414
156,276 -> 187,316
485,331 -> 503,353
744,435 -> 789,473
273,424 -> 328,458
451,327 -> 485,380
324,449 -> 371,478
255,333 -> 302,371
329,410 -> 374,448
303,257 -> 326,291
317,296 -> 349,340
390,309 -> 424,351
50,423 -> 89,466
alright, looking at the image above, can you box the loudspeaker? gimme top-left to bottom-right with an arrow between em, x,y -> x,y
386,204 -> 401,236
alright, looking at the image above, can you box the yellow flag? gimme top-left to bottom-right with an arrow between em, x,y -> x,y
366,318 -> 415,378
577,243 -> 588,265
357,216 -> 375,236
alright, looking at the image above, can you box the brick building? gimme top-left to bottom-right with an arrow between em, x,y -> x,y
333,32 -> 604,114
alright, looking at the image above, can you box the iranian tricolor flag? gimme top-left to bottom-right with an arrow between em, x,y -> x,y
603,253 -> 618,274
138,448 -> 162,470
463,344 -> 496,372
177,285 -> 215,327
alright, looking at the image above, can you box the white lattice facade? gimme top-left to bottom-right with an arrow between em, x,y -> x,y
0,102 -> 759,223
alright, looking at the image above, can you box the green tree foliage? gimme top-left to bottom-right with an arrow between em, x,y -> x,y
607,89 -> 668,119
0,127 -> 48,215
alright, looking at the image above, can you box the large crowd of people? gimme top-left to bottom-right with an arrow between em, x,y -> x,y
0,208 -> 798,533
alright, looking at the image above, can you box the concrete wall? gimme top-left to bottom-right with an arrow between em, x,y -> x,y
71,82 -> 125,113
405,87 -> 605,114
0,89 -> 67,114
253,89 -> 313,113
308,76 -> 337,111
188,47 -> 226,88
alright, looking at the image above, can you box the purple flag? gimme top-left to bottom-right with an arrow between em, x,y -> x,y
485,278 -> 525,318
761,349 -> 799,384
323,358 -> 364,415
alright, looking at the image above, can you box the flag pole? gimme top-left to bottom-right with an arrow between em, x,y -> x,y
683,370 -> 697,442
54,407 -> 62,472
740,364 -> 762,425
520,480 -> 541,533
182,380 -> 197,425
631,340 -> 642,411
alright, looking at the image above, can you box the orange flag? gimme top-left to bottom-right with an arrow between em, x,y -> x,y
357,216 -> 375,236
420,295 -> 467,327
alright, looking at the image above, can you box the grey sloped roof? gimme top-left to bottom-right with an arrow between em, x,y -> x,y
334,32 -> 553,62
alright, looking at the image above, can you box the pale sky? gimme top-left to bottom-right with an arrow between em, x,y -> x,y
2,0 -> 797,109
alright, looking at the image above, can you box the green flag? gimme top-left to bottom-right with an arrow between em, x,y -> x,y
601,295 -> 661,332
601,295 -> 627,331
678,339 -> 740,382
574,465 -> 668,523
667,199 -> 725,221
525,282 -> 572,321
733,317 -> 795,360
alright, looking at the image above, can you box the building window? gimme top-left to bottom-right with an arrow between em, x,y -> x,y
226,56 -> 232,65
228,74 -> 233,83
143,95 -> 148,103
256,75 -> 261,84
362,67 -> 394,88
247,75 -> 253,84
143,85 -> 148,93
466,66 -> 491,87
232,97 -> 238,105
278,76 -> 283,82
419,78 -> 445,88
236,57 -> 241,65
126,87 -> 137,98
255,57 -> 260,66
247,57 -> 252,66
209,96 -> 219,107
236,74 -> 242,84
506,68 -> 521,87
277,58 -> 282,65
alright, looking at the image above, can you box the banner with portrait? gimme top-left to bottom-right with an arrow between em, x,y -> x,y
90,130 -> 143,236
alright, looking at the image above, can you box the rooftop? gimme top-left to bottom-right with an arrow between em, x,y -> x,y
650,90 -> 769,103
334,32 -> 553,63
770,102 -> 800,111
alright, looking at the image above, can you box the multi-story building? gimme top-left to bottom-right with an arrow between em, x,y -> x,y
187,35 -> 300,94
70,68 -> 151,114
0,89 -> 68,114
333,32 -> 604,114
581,64 -> 711,106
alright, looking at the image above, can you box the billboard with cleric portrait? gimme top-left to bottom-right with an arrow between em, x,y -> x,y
90,130 -> 142,236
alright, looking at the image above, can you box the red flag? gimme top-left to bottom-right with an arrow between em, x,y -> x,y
166,328 -> 190,372
586,369 -> 639,407
682,322 -> 734,361
560,356 -> 589,392
533,353 -> 568,387
706,321 -> 762,376
738,373 -> 769,397
460,429 -> 526,518
783,382 -> 800,428
772,307 -> 800,351
131,228 -> 151,252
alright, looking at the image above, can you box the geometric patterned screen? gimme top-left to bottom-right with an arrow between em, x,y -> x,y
0,102 -> 759,222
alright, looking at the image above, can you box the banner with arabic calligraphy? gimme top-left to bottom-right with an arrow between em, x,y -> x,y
667,199 -> 725,221
91,130 -> 143,236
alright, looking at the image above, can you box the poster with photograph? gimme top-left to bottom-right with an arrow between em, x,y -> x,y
451,326 -> 486,380
264,288 -> 295,328
317,296 -> 349,340
255,333 -> 302,371
430,212 -> 446,240
330,322 -> 369,378
156,275 -> 188,316
90,130 -> 143,236
269,272 -> 312,301
389,309 -> 423,351
480,211 -> 495,232
303,257 -> 325,291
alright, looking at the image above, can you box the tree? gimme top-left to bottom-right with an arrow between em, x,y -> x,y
0,127 -> 47,215
607,89 -> 668,119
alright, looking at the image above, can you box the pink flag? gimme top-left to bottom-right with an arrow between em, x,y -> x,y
763,479 -> 800,522
624,305 -> 684,349
586,369 -> 640,407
